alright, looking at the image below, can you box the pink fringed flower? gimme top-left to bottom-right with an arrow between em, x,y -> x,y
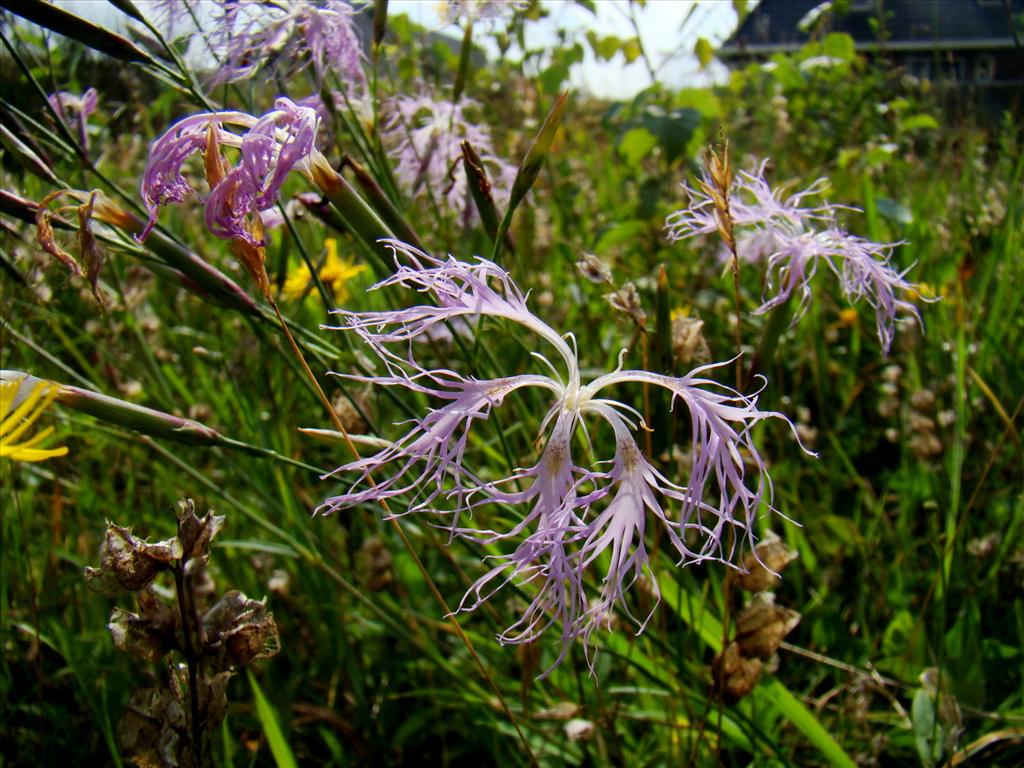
47,88 -> 98,152
757,229 -> 923,353
320,240 -> 808,671
139,98 -> 320,243
382,93 -> 517,225
207,0 -> 366,90
667,159 -> 930,353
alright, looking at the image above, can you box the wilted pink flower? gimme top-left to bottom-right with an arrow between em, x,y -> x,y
207,0 -> 365,90
382,93 -> 516,225
320,240 -> 808,671
667,159 -> 929,353
48,88 -> 98,151
139,98 -> 320,243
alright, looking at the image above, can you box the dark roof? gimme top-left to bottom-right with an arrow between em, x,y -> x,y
720,0 -> 1024,55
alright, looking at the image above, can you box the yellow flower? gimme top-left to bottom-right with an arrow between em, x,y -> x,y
905,282 -> 943,302
1,377 -> 68,462
283,239 -> 367,304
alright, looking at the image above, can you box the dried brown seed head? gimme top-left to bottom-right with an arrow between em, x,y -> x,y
736,530 -> 799,592
176,499 -> 226,569
712,641 -> 763,704
575,252 -> 613,284
534,702 -> 582,721
85,523 -> 182,595
117,686 -> 186,767
564,719 -> 595,742
605,282 -> 646,328
671,314 -> 711,367
202,590 -> 280,669
734,592 -> 801,659
107,589 -> 180,662
358,536 -> 394,592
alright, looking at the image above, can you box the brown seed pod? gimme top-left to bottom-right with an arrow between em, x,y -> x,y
712,641 -> 763,704
734,592 -> 801,659
736,530 -> 799,592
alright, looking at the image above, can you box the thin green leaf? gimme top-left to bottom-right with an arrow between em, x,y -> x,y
491,91 -> 568,260
4,0 -> 161,66
0,123 -> 59,184
760,680 -> 858,768
248,671 -> 299,768
106,0 -> 147,24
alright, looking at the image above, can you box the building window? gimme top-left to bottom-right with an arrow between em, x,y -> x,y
907,56 -> 932,81
974,54 -> 996,82
939,56 -> 966,82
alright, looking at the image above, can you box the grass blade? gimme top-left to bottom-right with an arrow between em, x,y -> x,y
3,0 -> 161,66
248,671 -> 299,768
760,679 -> 857,768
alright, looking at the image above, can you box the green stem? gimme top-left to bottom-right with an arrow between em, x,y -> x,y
745,297 -> 794,391
313,163 -> 395,269
452,21 -> 475,105
173,562 -> 205,766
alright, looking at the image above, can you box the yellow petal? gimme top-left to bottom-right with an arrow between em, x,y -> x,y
2,379 -> 48,438
1,444 -> 69,462
0,380 -> 19,420
282,265 -> 313,298
1,381 -> 59,444
0,379 -> 68,463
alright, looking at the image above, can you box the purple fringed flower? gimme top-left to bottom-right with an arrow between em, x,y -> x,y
667,159 -> 931,353
139,98 -> 319,243
207,0 -> 365,90
149,0 -> 193,39
574,404 -> 720,646
454,409 -> 595,669
715,229 -> 785,266
48,88 -> 98,151
320,240 -> 809,672
757,229 -> 923,353
382,93 -> 517,225
667,161 -> 832,240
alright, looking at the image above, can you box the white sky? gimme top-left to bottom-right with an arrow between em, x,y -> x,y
390,0 -> 739,98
